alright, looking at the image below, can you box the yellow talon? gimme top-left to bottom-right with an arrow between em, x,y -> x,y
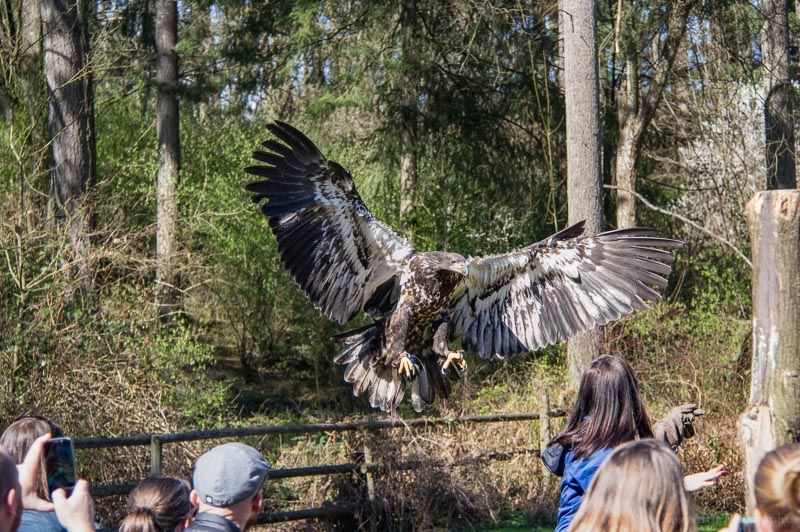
442,350 -> 467,372
398,354 -> 416,378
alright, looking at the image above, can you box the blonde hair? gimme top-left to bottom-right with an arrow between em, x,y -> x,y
754,442 -> 800,531
119,476 -> 192,532
569,439 -> 696,532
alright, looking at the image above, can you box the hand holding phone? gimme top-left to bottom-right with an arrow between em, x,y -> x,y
44,437 -> 77,495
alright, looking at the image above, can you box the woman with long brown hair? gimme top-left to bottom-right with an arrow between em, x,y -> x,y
548,355 -> 724,531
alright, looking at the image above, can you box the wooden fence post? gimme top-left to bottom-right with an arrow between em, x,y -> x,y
150,436 -> 163,476
360,432 -> 375,503
740,190 -> 800,513
539,385 -> 551,453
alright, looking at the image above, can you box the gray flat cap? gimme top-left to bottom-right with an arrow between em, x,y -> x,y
193,442 -> 270,507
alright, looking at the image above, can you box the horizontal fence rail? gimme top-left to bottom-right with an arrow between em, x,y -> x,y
75,409 -> 565,526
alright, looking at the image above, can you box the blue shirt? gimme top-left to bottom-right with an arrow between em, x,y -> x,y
18,509 -> 67,532
555,447 -> 613,532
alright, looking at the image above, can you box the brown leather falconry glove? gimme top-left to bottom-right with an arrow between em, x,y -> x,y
653,403 -> 705,450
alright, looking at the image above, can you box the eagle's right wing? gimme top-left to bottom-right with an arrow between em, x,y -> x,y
449,222 -> 683,358
245,122 -> 414,325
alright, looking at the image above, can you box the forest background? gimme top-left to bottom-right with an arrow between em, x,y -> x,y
0,0 -> 777,529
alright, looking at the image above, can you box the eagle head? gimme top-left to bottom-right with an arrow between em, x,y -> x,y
433,252 -> 468,277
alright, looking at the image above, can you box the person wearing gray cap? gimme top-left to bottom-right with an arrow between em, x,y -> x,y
185,443 -> 270,532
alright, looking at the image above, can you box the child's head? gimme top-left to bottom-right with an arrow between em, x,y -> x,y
753,442 -> 800,531
119,476 -> 194,532
569,439 -> 695,532
555,354 -> 652,458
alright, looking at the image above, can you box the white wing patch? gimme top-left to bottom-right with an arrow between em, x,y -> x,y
449,226 -> 681,359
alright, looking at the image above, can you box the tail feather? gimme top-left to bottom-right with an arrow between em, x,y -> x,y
411,357 -> 452,412
411,364 -> 434,412
333,323 -> 404,413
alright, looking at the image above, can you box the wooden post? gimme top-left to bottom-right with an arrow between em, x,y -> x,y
150,436 -> 163,476
361,433 -> 375,503
539,385 -> 551,451
740,190 -> 800,513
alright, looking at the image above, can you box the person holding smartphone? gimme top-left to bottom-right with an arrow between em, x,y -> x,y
0,434 -> 95,532
0,415 -> 68,532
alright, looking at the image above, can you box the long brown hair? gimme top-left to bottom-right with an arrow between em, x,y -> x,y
550,355 -> 653,459
754,442 -> 800,531
119,476 -> 193,532
0,415 -> 64,500
569,439 -> 696,532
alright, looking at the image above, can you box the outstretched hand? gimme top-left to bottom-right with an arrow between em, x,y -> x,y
684,464 -> 727,492
17,434 -> 55,512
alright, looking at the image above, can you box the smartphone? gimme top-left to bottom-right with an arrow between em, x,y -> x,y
738,517 -> 756,532
44,437 -> 77,494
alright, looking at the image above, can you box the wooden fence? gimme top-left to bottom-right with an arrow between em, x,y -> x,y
74,408 -> 565,526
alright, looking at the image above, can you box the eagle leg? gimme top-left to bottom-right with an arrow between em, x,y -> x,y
432,318 -> 467,375
397,352 -> 418,379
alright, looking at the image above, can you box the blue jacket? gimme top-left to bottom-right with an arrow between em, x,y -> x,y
555,447 -> 613,532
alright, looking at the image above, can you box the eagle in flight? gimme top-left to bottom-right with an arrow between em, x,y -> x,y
245,122 -> 682,415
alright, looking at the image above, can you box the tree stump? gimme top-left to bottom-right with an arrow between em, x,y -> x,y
740,189 -> 800,512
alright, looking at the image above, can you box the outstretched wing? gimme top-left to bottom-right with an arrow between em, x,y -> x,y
245,121 -> 414,324
449,221 -> 683,358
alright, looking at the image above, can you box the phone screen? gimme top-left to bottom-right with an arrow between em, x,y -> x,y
44,437 -> 76,494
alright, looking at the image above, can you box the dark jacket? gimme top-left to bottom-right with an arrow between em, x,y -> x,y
185,512 -> 242,532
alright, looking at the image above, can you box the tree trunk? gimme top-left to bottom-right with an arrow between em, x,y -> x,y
615,41 -> 640,229
762,0 -> 797,189
42,0 -> 95,291
398,0 -> 417,234
561,0 -> 603,386
740,190 -> 800,513
155,0 -> 180,316
613,6 -> 690,228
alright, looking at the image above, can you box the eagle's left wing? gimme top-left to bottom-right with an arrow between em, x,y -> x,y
449,222 -> 683,359
245,122 -> 414,325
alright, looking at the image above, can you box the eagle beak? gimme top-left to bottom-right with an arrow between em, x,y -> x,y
452,263 -> 468,276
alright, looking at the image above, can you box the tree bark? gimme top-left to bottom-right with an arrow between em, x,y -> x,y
398,0 -> 417,234
761,0 -> 797,189
740,190 -> 800,513
42,0 -> 95,291
561,0 -> 603,386
614,6 -> 690,228
615,41 -> 640,229
155,0 -> 180,316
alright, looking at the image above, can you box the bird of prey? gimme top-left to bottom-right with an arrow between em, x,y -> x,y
245,122 -> 682,415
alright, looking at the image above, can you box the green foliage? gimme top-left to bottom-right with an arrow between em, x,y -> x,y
0,0 -> 768,525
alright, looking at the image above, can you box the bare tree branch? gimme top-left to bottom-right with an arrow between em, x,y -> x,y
605,184 -> 752,267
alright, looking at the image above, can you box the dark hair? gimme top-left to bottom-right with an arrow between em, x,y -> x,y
550,355 -> 653,459
0,447 -> 17,499
119,476 -> 193,532
0,415 -> 64,500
